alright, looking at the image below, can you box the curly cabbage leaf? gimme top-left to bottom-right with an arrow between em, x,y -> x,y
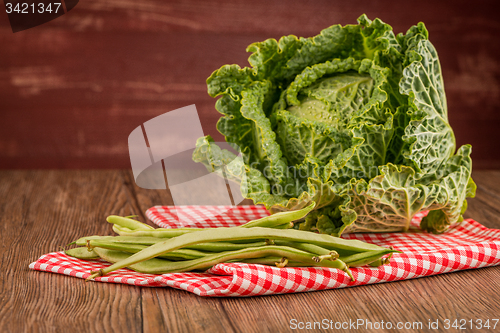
194,15 -> 475,235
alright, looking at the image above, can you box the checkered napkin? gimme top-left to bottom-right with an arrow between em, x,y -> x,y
30,206 -> 500,297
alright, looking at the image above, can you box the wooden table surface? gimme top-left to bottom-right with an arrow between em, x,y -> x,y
0,170 -> 499,332
2,0 -> 500,170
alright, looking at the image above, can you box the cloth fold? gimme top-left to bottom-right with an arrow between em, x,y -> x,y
29,206 -> 500,297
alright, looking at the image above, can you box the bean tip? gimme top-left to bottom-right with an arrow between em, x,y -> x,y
275,257 -> 289,268
329,251 -> 339,260
86,240 -> 93,252
265,239 -> 275,245
383,252 -> 394,265
105,215 -> 116,223
343,267 -> 355,282
86,269 -> 103,282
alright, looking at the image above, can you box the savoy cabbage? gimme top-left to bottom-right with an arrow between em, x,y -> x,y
193,15 -> 476,235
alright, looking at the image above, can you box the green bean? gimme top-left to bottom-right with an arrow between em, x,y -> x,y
110,202 -> 312,238
112,224 -> 132,235
340,248 -> 398,267
274,241 -> 332,255
111,227 -> 201,238
368,252 -> 395,267
86,227 -> 384,280
87,240 -> 207,260
211,238 -> 268,244
274,240 -> 358,257
235,257 -> 310,267
240,202 -> 315,228
113,224 -> 289,237
75,236 -> 161,247
187,241 -> 268,252
75,235 -> 115,246
92,245 -> 353,280
76,235 -> 268,252
273,241 -> 341,262
112,229 -> 266,243
93,248 -> 170,271
106,215 -> 155,231
267,222 -> 294,229
87,238 -> 268,258
65,247 -> 99,259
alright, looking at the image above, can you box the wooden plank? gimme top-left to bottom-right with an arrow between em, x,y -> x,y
0,170 -> 145,332
1,0 -> 499,168
122,169 -> 173,226
142,288 -> 236,333
465,170 -> 500,229
470,170 -> 500,206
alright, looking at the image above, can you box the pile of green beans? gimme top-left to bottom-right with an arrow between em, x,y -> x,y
64,203 -> 399,282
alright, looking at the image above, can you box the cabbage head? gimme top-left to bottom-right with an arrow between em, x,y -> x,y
193,15 -> 476,235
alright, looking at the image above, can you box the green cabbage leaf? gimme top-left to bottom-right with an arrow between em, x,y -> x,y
194,15 -> 475,235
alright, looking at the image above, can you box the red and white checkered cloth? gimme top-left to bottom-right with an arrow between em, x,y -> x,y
30,206 -> 500,297
145,205 -> 266,229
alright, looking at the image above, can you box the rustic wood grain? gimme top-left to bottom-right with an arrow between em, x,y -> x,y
0,170 -> 499,332
142,288 -> 236,333
0,170 -> 145,332
464,170 -> 500,229
1,0 -> 499,169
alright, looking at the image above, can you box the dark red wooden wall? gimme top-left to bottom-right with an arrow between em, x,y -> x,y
1,0 -> 499,169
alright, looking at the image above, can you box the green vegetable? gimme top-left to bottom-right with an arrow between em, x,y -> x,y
63,213 -> 399,281
193,14 -> 476,235
79,211 -> 399,281
106,215 -> 155,230
85,226 -> 387,280
91,245 -> 353,279
65,247 -> 99,259
77,235 -> 270,252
